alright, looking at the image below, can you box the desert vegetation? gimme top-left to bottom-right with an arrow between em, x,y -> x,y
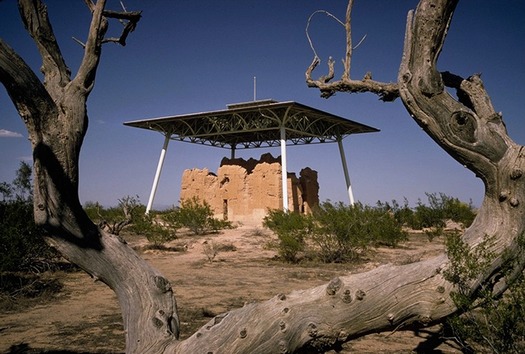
263,193 -> 475,264
442,232 -> 525,353
1,163 -> 523,353
3,177 -> 524,352
0,163 -> 64,312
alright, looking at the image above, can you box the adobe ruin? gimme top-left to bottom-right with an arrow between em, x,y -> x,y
179,153 -> 319,225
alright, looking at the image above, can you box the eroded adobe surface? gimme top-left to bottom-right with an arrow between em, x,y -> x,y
180,153 -> 319,225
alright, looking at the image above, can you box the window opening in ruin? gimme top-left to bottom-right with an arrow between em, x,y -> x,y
222,199 -> 228,220
220,177 -> 229,188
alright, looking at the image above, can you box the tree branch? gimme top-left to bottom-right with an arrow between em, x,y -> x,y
343,0 -> 353,80
17,0 -> 71,95
101,9 -> 142,46
0,39 -> 56,132
305,1 -> 399,101
169,256 -> 456,353
73,1 -> 141,91
74,0 -> 108,92
306,54 -> 398,100
397,0 -> 515,189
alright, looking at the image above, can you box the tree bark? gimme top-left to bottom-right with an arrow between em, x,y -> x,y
1,1 -> 177,353
2,0 -> 524,353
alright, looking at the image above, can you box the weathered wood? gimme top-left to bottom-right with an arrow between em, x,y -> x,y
1,1 -> 178,353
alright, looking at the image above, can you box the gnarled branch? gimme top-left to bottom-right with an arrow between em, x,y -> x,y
305,0 -> 399,101
0,39 -> 56,132
101,9 -> 142,46
17,0 -> 71,95
74,1 -> 141,91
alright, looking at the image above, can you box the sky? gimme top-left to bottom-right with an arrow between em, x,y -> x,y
1,1 -> 524,209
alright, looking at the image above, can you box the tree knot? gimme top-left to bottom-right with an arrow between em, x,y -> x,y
510,169 -> 523,180
307,322 -> 318,337
341,289 -> 352,304
279,320 -> 287,332
153,275 -> 172,293
326,277 -> 342,296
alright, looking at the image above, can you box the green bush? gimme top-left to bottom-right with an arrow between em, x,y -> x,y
313,202 -> 407,262
0,200 -> 57,273
163,197 -> 232,236
409,193 -> 475,230
84,195 -> 144,235
377,194 -> 475,240
312,202 -> 370,262
85,197 -> 180,246
263,209 -> 313,263
127,211 -> 177,246
263,201 -> 406,263
0,163 -> 59,273
443,232 -> 525,353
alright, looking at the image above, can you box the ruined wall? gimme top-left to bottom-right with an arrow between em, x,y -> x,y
179,153 -> 319,225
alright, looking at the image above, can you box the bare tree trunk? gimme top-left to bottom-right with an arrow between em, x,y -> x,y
1,1 -> 177,353
2,0 -> 523,353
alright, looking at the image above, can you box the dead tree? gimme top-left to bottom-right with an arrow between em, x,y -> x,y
1,1 -> 178,353
1,0 -> 523,353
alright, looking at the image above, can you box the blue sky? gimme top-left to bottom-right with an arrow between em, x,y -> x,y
1,1 -> 524,209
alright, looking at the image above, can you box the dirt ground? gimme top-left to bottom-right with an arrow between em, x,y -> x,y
0,225 -> 463,353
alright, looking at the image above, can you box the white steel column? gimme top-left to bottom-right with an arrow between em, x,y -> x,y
146,134 -> 170,214
337,138 -> 355,206
280,126 -> 289,211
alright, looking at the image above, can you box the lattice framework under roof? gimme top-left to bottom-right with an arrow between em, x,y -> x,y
123,100 -> 379,213
123,100 -> 379,149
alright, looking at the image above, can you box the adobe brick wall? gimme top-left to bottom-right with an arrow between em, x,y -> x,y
179,153 -> 319,225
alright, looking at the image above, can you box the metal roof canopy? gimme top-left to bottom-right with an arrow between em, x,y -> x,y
123,100 -> 379,213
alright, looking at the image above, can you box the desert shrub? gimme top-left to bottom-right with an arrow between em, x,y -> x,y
264,202 -> 406,263
84,195 -> 144,235
0,163 -> 58,273
440,194 -> 476,227
202,240 -> 237,263
128,211 -> 177,246
165,197 -> 232,235
443,232 -> 525,353
263,209 -> 313,263
311,202 -> 370,262
0,272 -> 63,312
376,198 -> 415,226
85,197 -> 179,246
0,200 -> 57,273
408,193 -> 475,231
312,202 -> 407,262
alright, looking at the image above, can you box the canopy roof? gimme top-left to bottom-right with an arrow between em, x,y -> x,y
123,100 -> 379,149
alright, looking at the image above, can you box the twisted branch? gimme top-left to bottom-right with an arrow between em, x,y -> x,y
305,1 -> 399,101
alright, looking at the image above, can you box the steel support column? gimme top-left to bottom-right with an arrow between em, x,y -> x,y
337,138 -> 355,206
146,134 -> 170,214
280,126 -> 289,211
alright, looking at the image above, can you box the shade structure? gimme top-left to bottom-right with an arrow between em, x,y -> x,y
123,100 -> 379,213
124,100 -> 378,148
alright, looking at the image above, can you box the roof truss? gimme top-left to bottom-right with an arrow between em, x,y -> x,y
123,100 -> 379,149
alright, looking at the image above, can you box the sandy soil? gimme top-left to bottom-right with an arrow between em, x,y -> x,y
0,225 -> 462,353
